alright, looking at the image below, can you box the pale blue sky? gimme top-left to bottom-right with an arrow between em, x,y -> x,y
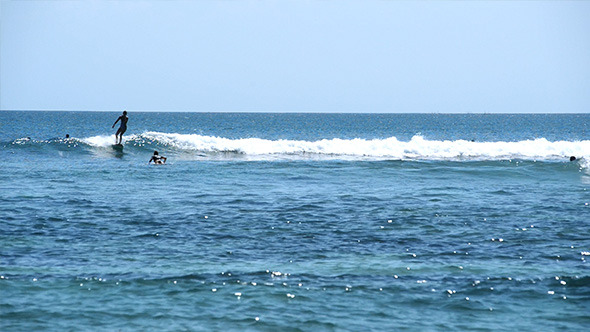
1,0 -> 589,113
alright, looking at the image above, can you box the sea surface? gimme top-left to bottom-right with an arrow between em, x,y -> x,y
1,111 -> 589,331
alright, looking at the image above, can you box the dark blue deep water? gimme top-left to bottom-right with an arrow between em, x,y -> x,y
1,112 -> 589,331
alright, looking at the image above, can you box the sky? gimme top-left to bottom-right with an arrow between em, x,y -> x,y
1,0 -> 589,113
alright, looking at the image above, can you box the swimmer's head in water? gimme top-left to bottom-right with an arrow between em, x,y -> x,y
570,156 -> 576,161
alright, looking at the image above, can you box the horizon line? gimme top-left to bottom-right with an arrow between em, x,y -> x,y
1,109 -> 587,115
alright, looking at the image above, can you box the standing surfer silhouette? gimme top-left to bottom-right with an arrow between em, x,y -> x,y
112,111 -> 128,145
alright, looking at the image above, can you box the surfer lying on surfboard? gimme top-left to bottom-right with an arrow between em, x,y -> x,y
149,151 -> 167,164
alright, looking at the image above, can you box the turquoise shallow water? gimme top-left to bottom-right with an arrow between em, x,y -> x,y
1,112 -> 589,331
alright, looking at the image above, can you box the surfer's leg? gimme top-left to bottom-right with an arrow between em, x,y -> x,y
118,127 -> 127,144
115,128 -> 122,144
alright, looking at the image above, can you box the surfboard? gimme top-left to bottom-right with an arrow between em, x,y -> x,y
112,144 -> 124,151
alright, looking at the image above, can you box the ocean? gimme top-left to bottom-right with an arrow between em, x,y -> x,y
1,111 -> 589,331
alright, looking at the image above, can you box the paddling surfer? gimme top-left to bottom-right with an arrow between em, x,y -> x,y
112,111 -> 128,145
149,151 -> 167,164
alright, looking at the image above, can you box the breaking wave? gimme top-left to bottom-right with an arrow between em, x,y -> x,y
136,132 -> 588,161
6,132 -> 589,164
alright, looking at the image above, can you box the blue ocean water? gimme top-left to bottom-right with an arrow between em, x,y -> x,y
1,111 -> 589,331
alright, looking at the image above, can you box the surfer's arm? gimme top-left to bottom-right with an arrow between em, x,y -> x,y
112,116 -> 121,128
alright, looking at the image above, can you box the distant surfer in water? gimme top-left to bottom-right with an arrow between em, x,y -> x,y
149,151 -> 167,164
112,111 -> 128,145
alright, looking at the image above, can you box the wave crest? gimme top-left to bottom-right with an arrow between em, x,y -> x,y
116,132 -> 588,161
9,132 -> 588,163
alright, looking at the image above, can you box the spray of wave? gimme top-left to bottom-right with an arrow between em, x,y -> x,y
9,132 -> 589,167
125,132 -> 589,161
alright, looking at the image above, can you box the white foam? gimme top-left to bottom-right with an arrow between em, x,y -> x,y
137,132 -> 589,161
78,132 -> 589,164
82,135 -> 118,147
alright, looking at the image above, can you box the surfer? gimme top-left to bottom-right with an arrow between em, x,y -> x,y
112,111 -> 128,145
149,151 -> 167,164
